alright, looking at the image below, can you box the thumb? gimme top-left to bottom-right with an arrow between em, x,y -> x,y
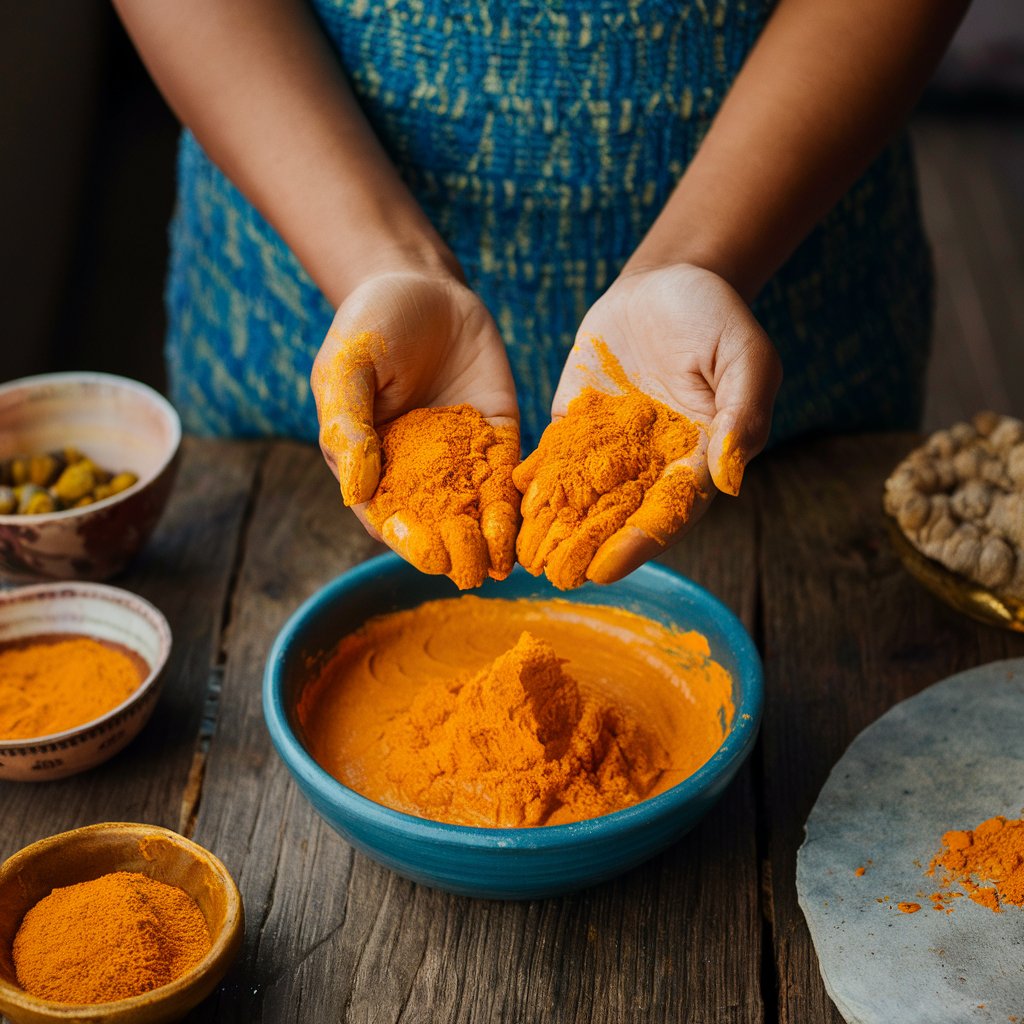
706,324 -> 781,497
311,329 -> 384,506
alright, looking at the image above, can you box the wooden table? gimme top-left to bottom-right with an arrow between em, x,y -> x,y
3,435 -> 1022,1023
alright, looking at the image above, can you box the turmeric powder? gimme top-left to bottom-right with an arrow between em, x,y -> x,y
298,595 -> 734,828
514,340 -> 703,590
0,636 -> 145,740
381,632 -> 667,826
364,404 -> 520,590
13,871 -> 211,1004
926,816 -> 1024,913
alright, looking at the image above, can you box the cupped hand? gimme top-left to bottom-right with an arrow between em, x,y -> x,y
311,269 -> 520,579
530,263 -> 782,584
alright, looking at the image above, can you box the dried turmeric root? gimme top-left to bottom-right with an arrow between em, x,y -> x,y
884,411 -> 1024,597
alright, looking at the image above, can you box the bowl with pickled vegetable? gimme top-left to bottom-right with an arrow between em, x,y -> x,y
0,372 -> 181,582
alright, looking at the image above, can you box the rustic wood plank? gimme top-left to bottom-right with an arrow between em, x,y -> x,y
186,441 -> 763,1023
0,437 -> 265,855
753,433 -> 1024,1024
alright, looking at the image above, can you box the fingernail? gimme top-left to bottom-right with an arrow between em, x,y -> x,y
340,443 -> 379,506
717,435 -> 745,497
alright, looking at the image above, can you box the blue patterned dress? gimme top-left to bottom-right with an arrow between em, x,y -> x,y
167,0 -> 933,451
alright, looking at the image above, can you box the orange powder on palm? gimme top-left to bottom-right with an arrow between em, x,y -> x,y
298,596 -> 734,827
513,341 -> 702,590
364,404 -> 520,591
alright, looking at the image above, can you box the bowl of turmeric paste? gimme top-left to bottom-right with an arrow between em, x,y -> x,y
264,553 -> 762,899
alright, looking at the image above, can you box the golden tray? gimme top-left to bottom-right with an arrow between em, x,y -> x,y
884,512 -> 1024,633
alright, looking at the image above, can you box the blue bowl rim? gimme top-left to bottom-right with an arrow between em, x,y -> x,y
263,552 -> 763,850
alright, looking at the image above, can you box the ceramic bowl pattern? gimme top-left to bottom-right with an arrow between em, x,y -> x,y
0,372 -> 181,582
264,554 -> 763,899
0,582 -> 172,781
0,822 -> 244,1024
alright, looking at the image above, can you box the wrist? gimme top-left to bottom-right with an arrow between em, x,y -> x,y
316,223 -> 463,306
622,227 -> 761,305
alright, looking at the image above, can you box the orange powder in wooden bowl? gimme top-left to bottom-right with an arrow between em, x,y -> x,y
297,597 -> 734,828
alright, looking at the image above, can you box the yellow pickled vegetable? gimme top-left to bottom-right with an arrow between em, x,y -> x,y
28,454 -> 61,487
52,463 -> 97,503
108,472 -> 138,495
19,487 -> 56,515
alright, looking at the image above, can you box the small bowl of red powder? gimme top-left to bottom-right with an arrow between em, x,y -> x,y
0,581 -> 171,781
264,552 -> 763,899
0,821 -> 243,1023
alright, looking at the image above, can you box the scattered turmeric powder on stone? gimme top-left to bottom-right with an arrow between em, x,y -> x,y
0,636 -> 144,740
13,871 -> 211,1004
364,404 -> 520,590
514,359 -> 703,590
926,816 -> 1024,913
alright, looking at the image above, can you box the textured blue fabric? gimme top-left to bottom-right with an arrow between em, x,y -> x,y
166,0 -> 933,451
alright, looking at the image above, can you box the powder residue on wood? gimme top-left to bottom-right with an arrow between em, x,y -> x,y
514,339 -> 703,590
298,596 -> 734,828
0,635 -> 145,740
364,404 -> 520,590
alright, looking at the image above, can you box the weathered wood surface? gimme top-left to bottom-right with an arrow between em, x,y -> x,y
751,434 -> 1024,1024
3,433 -> 1023,1024
0,436 -> 263,854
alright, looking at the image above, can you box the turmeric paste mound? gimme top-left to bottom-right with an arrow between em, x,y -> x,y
513,388 -> 702,590
380,632 -> 666,827
364,404 -> 520,590
298,596 -> 735,828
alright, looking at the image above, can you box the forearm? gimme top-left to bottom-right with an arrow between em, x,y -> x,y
113,0 -> 455,306
624,0 -> 969,301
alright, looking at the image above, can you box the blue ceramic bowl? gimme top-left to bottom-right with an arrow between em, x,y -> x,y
264,554 -> 762,900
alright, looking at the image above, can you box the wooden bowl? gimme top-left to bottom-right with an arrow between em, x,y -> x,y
884,513 -> 1024,633
0,823 -> 243,1024
0,372 -> 181,582
0,583 -> 172,781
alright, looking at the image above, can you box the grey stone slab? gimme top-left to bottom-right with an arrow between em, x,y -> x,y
798,658 -> 1024,1024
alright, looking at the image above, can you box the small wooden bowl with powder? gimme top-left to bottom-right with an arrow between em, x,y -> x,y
0,582 -> 171,781
0,822 -> 243,1024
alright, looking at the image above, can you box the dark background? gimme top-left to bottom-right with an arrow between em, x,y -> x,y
1,1 -> 1022,424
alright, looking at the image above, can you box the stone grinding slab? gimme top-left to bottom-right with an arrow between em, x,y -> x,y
797,658 -> 1024,1024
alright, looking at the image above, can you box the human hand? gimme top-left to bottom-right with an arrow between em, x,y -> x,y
312,269 -> 520,584
518,263 -> 781,586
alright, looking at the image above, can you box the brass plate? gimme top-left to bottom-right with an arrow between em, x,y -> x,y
884,513 -> 1024,633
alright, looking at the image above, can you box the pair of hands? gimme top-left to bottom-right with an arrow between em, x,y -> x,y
312,262 -> 781,585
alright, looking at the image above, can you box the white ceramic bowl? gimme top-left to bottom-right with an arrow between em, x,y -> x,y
0,372 -> 181,582
0,582 -> 172,781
